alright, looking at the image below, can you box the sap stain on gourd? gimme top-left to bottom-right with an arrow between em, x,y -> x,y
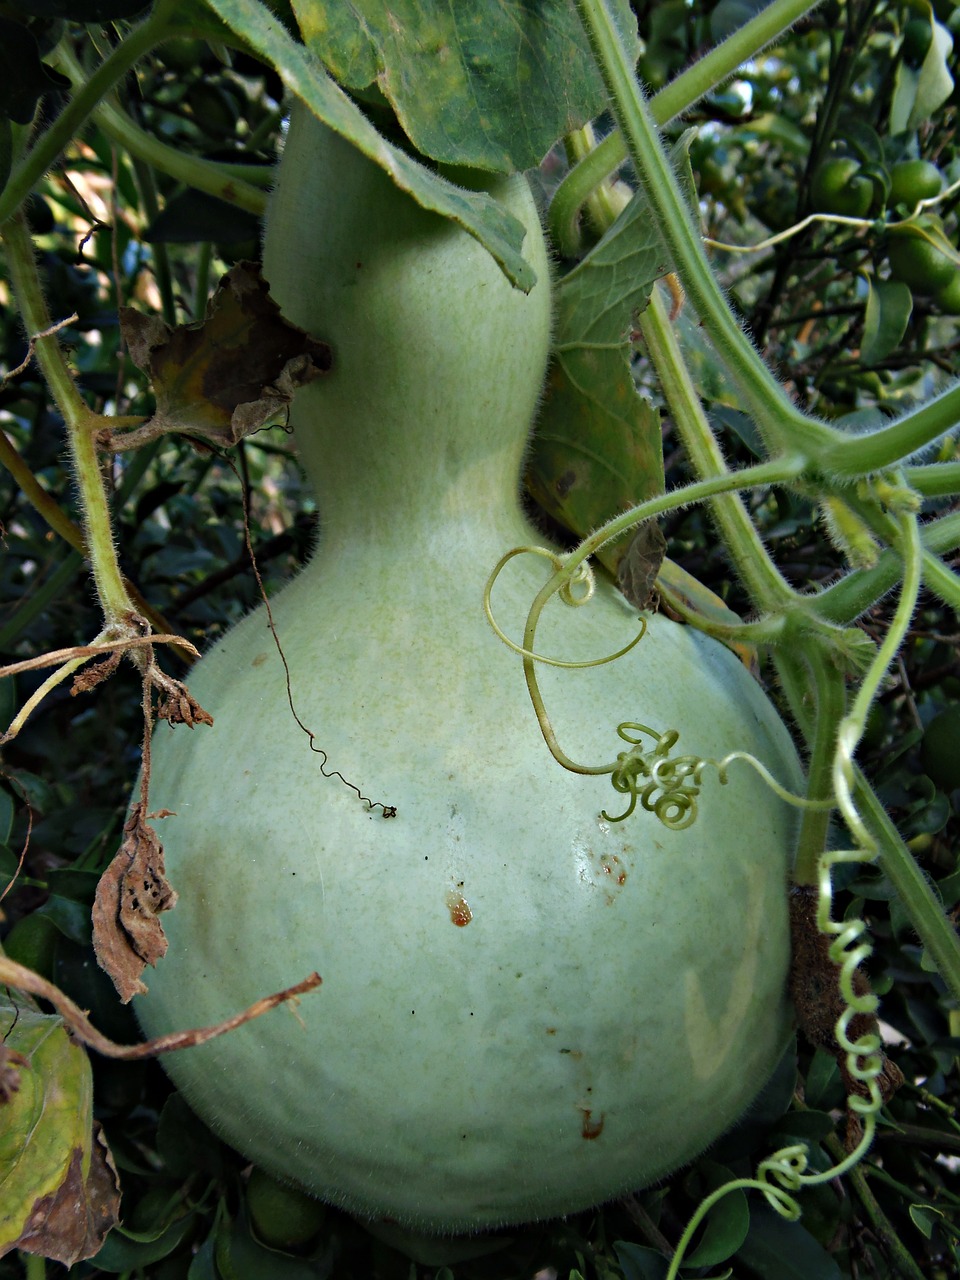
446,887 -> 473,926
579,1109 -> 605,1140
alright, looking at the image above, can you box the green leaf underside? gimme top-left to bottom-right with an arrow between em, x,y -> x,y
204,0 -> 537,290
890,17 -> 955,134
292,0 -> 638,172
861,279 -> 912,366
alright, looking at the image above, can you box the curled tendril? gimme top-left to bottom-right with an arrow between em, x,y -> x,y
602,725 -> 833,827
483,546 -> 644,669
664,511 -> 921,1280
604,724 -> 711,826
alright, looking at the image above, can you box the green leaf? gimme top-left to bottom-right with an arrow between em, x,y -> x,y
861,278 -> 913,365
92,1215 -> 196,1272
613,1240 -> 669,1280
685,1163 -> 750,1267
293,0 -> 638,172
0,788 -> 13,846
909,1203 -> 943,1239
735,1205 -> 843,1280
526,192 -> 665,570
891,17 -> 955,133
203,0 -> 536,289
803,1048 -> 843,1109
188,1233 -> 219,1280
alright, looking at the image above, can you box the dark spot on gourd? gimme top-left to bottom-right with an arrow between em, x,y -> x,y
251,653 -> 268,667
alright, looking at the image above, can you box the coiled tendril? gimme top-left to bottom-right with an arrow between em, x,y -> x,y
606,724 -> 709,826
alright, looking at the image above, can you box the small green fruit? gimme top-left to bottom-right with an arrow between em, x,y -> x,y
887,218 -> 957,294
810,158 -> 874,218
902,16 -> 933,67
933,270 -> 960,315
246,1167 -> 326,1249
888,159 -> 943,209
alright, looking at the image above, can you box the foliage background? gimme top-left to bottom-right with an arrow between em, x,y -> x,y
1,0 -> 959,1276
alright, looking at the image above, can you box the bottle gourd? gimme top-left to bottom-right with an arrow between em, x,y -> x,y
135,105 -> 801,1231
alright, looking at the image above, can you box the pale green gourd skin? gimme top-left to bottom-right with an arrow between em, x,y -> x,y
136,107 -> 801,1232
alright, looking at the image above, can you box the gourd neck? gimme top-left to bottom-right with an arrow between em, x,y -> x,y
292,381 -> 534,548
262,106 -> 552,552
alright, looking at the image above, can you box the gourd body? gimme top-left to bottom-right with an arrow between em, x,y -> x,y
136,108 -> 801,1231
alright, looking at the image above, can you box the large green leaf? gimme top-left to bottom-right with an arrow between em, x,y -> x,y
290,0 -> 639,171
203,0 -> 537,289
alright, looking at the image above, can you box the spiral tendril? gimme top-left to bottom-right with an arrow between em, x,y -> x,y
663,508 -> 922,1280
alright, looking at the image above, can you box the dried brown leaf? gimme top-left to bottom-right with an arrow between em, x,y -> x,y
154,678 -> 214,728
70,648 -> 122,695
116,261 -> 331,449
12,1124 -> 120,1266
92,803 -> 178,1002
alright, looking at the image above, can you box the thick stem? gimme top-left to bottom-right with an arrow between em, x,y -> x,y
2,212 -> 131,624
786,647 -> 844,885
573,0 -> 838,458
809,510 -> 960,623
905,460 -> 960,497
820,382 -> 960,478
552,0 -> 821,249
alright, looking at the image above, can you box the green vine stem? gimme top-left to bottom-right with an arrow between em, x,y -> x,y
906,460 -> 960,497
821,382 -> 960,479
573,0 -> 835,455
782,645 -> 844,886
856,772 -> 960,1007
811,510 -> 960,623
551,0 -> 821,254
2,211 -> 131,626
638,284 -> 794,612
53,44 -> 268,219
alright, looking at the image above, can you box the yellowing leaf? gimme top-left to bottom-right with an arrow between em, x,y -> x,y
0,994 -> 120,1265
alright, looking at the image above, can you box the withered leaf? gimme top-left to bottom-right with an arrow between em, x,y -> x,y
92,802 -> 178,1003
11,1126 -> 120,1266
155,678 -> 214,728
0,996 -> 120,1266
118,261 -> 331,449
